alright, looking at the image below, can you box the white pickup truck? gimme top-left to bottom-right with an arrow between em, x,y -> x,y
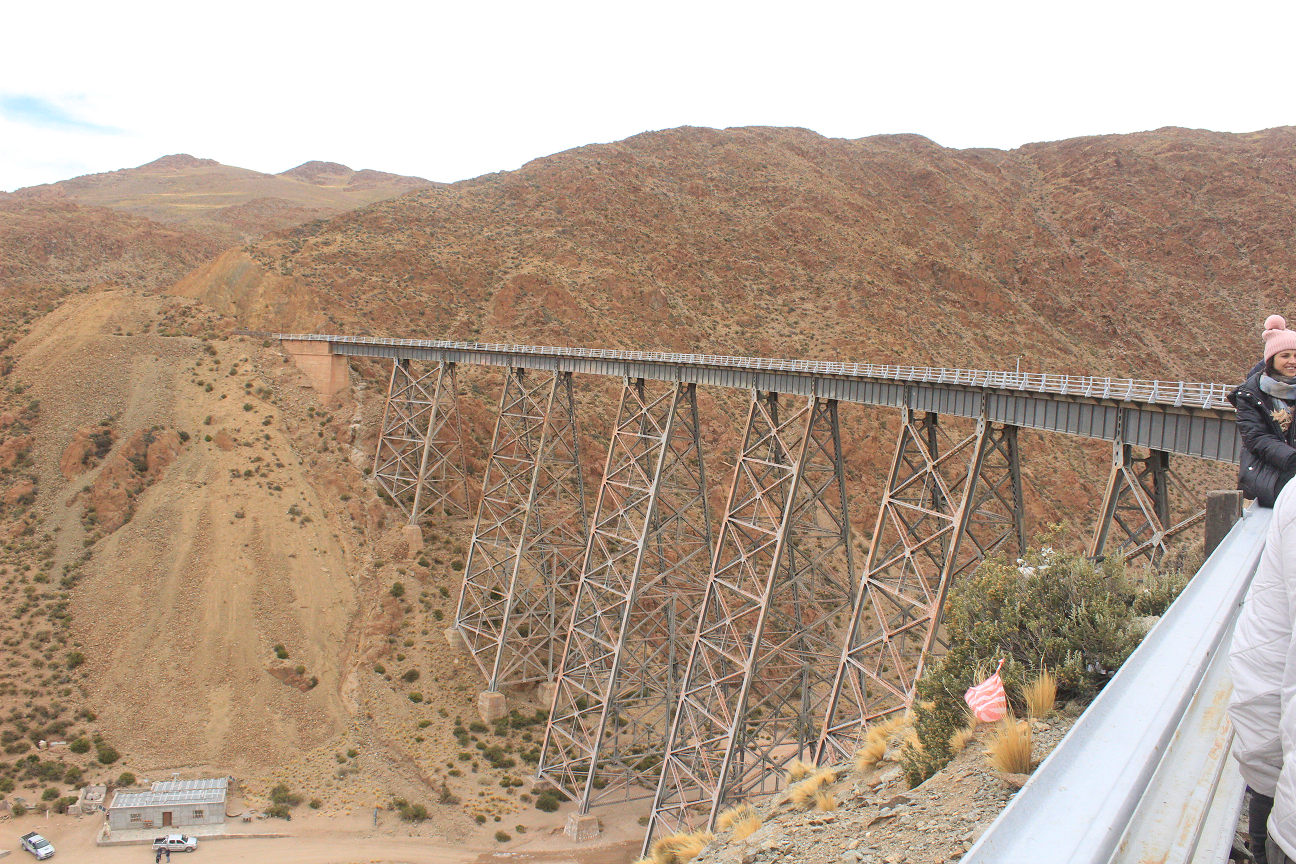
151,834 -> 198,852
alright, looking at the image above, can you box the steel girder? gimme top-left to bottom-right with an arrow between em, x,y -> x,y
454,369 -> 589,690
818,410 -> 1025,760
373,359 -> 471,522
644,392 -> 856,848
1089,440 -> 1204,565
537,380 -> 715,811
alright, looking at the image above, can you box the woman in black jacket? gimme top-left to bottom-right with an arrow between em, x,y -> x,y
1229,314 -> 1296,507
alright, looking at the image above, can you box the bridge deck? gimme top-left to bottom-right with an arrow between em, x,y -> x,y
276,334 -> 1241,463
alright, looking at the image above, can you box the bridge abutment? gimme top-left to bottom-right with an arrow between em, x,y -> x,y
282,339 -> 350,400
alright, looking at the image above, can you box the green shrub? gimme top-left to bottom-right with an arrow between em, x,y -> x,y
309,798 -> 321,809
95,743 -> 120,765
409,693 -> 423,703
116,772 -> 135,787
41,787 -> 58,801
402,669 -> 420,683
535,792 -> 560,812
274,644 -> 289,659
11,802 -> 26,817
265,803 -> 290,819
65,651 -> 84,669
495,831 -> 511,842
68,738 -> 89,754
902,548 -> 1151,786
390,582 -> 405,599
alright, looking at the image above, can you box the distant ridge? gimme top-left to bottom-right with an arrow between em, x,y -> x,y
9,154 -> 434,241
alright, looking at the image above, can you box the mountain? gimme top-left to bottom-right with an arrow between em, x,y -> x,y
10,154 -> 435,242
173,125 -> 1295,385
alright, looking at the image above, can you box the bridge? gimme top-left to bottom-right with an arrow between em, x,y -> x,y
276,333 -> 1241,850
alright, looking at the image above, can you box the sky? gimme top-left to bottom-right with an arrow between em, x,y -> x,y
2,0 -> 1293,191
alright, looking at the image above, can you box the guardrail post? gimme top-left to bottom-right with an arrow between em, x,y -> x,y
1204,490 -> 1244,557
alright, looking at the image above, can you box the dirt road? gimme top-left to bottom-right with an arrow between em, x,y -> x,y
2,813 -> 640,864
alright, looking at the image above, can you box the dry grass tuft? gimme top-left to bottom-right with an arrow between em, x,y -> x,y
1024,668 -> 1057,718
731,811 -> 763,841
856,713 -> 913,771
948,724 -> 977,754
789,775 -> 825,809
784,758 -> 815,783
855,737 -> 888,770
810,766 -> 838,786
813,790 -> 838,812
650,835 -> 687,864
985,716 -> 1033,774
716,804 -> 752,831
675,832 -> 710,862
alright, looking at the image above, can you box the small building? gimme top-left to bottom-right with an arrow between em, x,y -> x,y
107,778 -> 228,831
71,784 -> 107,815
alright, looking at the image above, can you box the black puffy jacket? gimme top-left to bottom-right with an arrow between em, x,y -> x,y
1229,371 -> 1296,507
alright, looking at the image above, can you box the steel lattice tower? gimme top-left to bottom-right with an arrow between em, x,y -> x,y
817,409 -> 1025,759
454,369 -> 588,701
372,359 -> 470,521
645,393 -> 855,848
537,380 -> 714,815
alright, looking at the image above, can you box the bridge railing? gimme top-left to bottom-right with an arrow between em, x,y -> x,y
272,334 -> 1236,412
963,504 -> 1271,864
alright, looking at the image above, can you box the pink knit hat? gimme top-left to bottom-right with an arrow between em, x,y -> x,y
1264,315 -> 1296,362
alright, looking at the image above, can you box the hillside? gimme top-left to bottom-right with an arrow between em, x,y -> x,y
173,125 -> 1296,384
10,154 -> 435,244
173,124 -> 1272,535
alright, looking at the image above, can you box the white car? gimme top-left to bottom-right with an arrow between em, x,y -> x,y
20,831 -> 54,859
152,834 -> 198,852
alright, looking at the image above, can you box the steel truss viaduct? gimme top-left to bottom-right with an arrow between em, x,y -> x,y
277,334 -> 1240,850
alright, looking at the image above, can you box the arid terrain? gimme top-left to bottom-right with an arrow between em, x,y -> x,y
0,124 -> 1283,861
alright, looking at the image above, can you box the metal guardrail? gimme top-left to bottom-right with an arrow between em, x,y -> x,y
964,505 -> 1271,864
272,334 -> 1237,412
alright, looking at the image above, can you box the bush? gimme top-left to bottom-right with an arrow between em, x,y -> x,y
535,792 -> 560,812
41,787 -> 58,801
11,802 -> 25,817
409,693 -> 423,703
391,797 -> 428,822
274,644 -> 289,659
902,548 -> 1148,786
269,783 -> 302,806
402,669 -> 420,683
495,831 -> 511,842
65,651 -> 84,669
309,798 -> 321,809
95,743 -> 120,765
265,803 -> 290,819
390,582 -> 405,599
116,772 -> 136,787
68,738 -> 89,754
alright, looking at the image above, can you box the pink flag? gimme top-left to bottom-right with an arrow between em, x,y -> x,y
965,659 -> 1008,723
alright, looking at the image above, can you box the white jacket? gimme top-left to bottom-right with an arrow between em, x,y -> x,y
1230,482 -> 1296,857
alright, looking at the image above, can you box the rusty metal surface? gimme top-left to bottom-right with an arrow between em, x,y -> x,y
962,506 -> 1270,864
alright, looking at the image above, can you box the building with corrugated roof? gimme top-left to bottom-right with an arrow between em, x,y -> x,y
106,778 -> 227,831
